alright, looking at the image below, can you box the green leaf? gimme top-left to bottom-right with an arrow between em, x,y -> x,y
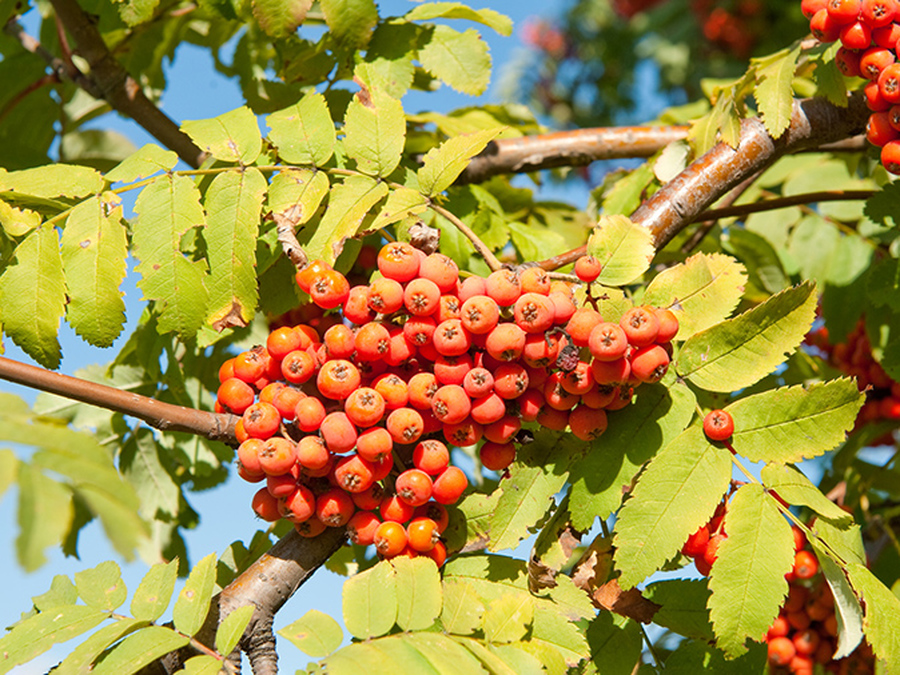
131,559 -> 178,622
405,2 -> 512,35
267,94 -> 335,166
32,575 -> 77,612
279,608 -> 343,657
488,432 -> 579,552
724,227 -> 788,294
133,174 -> 209,338
74,561 -> 127,612
105,145 -> 178,183
54,618 -> 148,675
586,215 -> 655,287
754,47 -> 800,139
663,639 -> 767,674
864,181 -> 900,228
303,175 -> 388,265
179,655 -> 222,675
0,605 -> 107,675
252,0 -> 312,38
868,258 -> 900,312
392,557 -> 442,631
0,225 -> 66,368
417,25 -> 491,96
216,604 -> 255,656
583,613 -> 642,675
846,563 -> 900,667
724,379 -> 864,463
440,580 -> 484,635
487,645 -> 543,674
267,168 -> 329,230
613,425 -> 733,589
74,483 -> 148,563
204,167 -> 267,331
320,0 -> 378,49
452,636 -> 518,674
0,446 -> 17,500
644,579 -> 713,641
89,625 -> 190,675
120,429 -> 181,527
406,633 -> 488,674
343,559 -> 397,639
676,281 -> 817,392
569,380 -> 696,531
600,163 -> 655,217
508,222 -> 567,263
1,164 -> 103,199
811,518 -> 866,567
418,129 -> 502,197
813,44 -> 848,107
483,593 -> 533,644
181,107 -> 262,165
373,187 -> 429,228
761,463 -> 854,524
60,193 -> 127,347
0,200 -> 40,236
814,546 -> 864,659
707,484 -> 794,657
172,552 -> 218,637
343,82 -> 405,178
16,463 -> 73,572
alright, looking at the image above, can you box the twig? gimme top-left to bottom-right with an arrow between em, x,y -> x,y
689,188 -> 874,225
48,0 -> 206,168
429,202 -> 503,272
0,355 -> 237,443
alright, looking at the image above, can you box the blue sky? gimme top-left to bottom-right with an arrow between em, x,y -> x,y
0,2 -> 597,673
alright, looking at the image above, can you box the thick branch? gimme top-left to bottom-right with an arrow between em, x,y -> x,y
0,356 -> 236,442
48,0 -> 205,168
457,126 -> 689,184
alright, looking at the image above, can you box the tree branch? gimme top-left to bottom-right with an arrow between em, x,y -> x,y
0,355 -> 236,442
48,0 -> 206,168
536,94 -> 871,271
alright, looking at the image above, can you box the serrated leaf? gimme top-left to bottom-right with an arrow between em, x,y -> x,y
54,618 -> 148,675
60,193 -> 127,347
583,613 -> 642,675
120,428 -> 181,526
812,518 -> 866,566
569,380 -> 696,531
74,561 -> 127,612
133,174 -> 209,338
0,605 -> 107,675
216,604 -> 255,656
373,187 -> 428,228
864,181 -> 900,228
663,639 -> 767,674
724,379 -> 864,463
303,175 -> 388,265
725,227 -> 788,294
0,200 -> 40,236
754,47 -> 799,139
676,282 -> 817,392
89,625 -> 190,675
105,145 -> 178,183
343,82 -> 405,177
488,433 -> 578,552
181,107 -> 262,165
392,557 -> 442,631
813,46 -> 848,107
487,645 -> 543,674
343,559 -> 397,639
600,163 -> 655,217
267,169 -> 329,225
74,483 -> 148,563
846,563 -> 900,667
16,463 -> 73,572
613,426 -> 732,589
418,25 -> 491,96
813,546 -> 864,659
586,215 -> 654,287
418,129 -> 502,197
1,164 -> 103,199
173,552 -> 218,637
444,490 -> 500,553
761,463 -> 854,524
322,642 -> 393,675
364,637 -> 443,674
320,0 -> 378,49
279,608 -> 343,657
405,633 -> 488,675
131,559 -> 178,622
404,2 -> 512,35
483,594 -> 533,644
0,225 -> 65,368
267,94 -> 335,166
253,0 -> 312,37
453,637 -> 518,674
440,580 -> 484,635
180,655 -> 222,675
204,168 -> 267,331
31,575 -> 77,613
707,484 -> 793,657
644,579 -> 713,641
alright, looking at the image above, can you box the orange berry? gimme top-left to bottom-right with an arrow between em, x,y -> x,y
407,517 -> 440,552
485,269 -> 521,306
568,405 -> 608,441
433,354 -> 473,385
296,435 -> 330,470
374,520 -> 408,557
425,540 -> 447,566
432,466 -> 468,505
519,266 -> 551,294
347,510 -> 381,546
386,407 -> 424,444
413,439 -> 450,475
480,441 -> 516,471
343,285 -> 375,324
654,307 -> 679,342
320,411 -> 358,454
279,485 -> 316,522
242,401 -> 282,439
380,494 -> 416,523
588,322 -> 628,361
377,242 -> 420,282
268,472 -> 299,498
356,426 -> 394,463
768,636 -> 796,667
793,550 -> 819,579
436,294 -> 461,322
367,277 -> 405,314
485,323 -> 526,362
295,517 -> 328,537
317,359 -> 361,399
574,255 -> 602,282
514,293 -> 555,333
217,377 -> 255,415
544,373 -> 579,411
258,437 -> 297,475
344,387 -> 386,427
549,291 -> 577,324
442,419 -> 483,446
620,307 -> 660,347
460,295 -> 500,334
237,438 -> 265,477
352,483 -> 386,511
591,357 -> 631,385
395,468 -> 434,506
252,487 -> 281,521
233,349 -> 268,383
418,253 -> 459,292
309,269 -> 350,309
630,344 -> 670,383
413,502 -> 449,533
373,373 -> 409,410
516,388 -> 544,422
267,326 -> 302,360
483,414 -> 520,444
536,406 -> 569,430
218,358 -> 236,383
281,349 -> 317,384
295,396 -> 327,432
433,319 -> 472,356
333,454 -> 377,493
404,277 -> 441,316
271,386 -> 304,421
470,392 -> 507,425
324,324 -> 356,359
295,259 -> 331,292
560,361 -> 593,395
315,488 -> 355,527
403,316 -> 436,347
566,308 -> 603,347
459,275 -> 487,302
522,332 -> 560,368
431,384 -> 472,425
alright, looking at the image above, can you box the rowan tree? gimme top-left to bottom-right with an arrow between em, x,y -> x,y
1,1 -> 899,674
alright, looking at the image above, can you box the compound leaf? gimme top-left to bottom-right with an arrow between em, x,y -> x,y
74,560 -> 127,612
405,3 -> 512,35
761,463 -> 853,524
586,215 -> 655,287
320,0 -> 378,49
252,0 -> 312,38
16,463 -> 73,572
216,604 -> 256,656
846,563 -> 900,667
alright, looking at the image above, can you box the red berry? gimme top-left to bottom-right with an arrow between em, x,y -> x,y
703,409 -> 734,441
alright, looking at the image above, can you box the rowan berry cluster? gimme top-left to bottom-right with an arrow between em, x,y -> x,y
681,500 -> 729,576
215,242 -> 678,564
766,528 -> 875,674
802,0 -> 900,173
806,320 -> 900,432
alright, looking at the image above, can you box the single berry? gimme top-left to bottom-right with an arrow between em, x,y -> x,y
703,409 -> 734,441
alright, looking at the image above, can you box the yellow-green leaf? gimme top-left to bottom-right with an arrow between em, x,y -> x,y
182,107 -> 261,165
278,608 -> 343,657
267,93 -> 335,166
343,82 -> 405,178
417,25 -> 491,96
343,559 -> 397,639
586,215 -> 655,287
172,553 -> 217,637
418,128 -> 502,197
